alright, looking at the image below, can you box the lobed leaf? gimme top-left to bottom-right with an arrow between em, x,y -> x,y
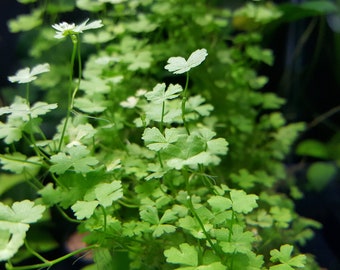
164,243 -> 198,266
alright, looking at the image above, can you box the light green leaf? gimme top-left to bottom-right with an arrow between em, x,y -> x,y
124,50 -> 153,71
140,206 -> 159,225
246,46 -> 273,65
8,9 -> 42,33
145,83 -> 182,104
165,48 -> 208,74
270,207 -> 292,228
186,95 -> 213,117
0,200 -> 45,223
9,201 -> 45,223
159,209 -> 178,224
0,222 -> 29,261
152,224 -> 176,238
207,138 -> 228,156
143,127 -> 181,151
230,190 -> 258,214
0,153 -> 41,174
270,244 -> 306,269
95,181 -> 123,207
76,0 -> 104,11
207,196 -> 232,212
74,97 -> 108,114
0,200 -> 45,261
50,145 -> 99,174
29,102 -> 58,118
219,225 -> 254,254
0,119 -> 24,144
164,243 -> 198,266
71,200 -> 99,220
38,183 -> 63,206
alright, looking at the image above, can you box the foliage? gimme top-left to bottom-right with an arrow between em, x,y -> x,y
0,1 -> 322,269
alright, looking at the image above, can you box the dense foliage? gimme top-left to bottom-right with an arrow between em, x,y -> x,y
0,1 -> 323,269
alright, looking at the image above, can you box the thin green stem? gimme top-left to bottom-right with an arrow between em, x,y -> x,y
100,205 -> 107,232
160,101 -> 165,133
70,36 -> 82,109
56,205 -> 81,223
6,244 -> 98,270
24,240 -> 49,263
58,35 -> 78,152
182,72 -> 190,135
183,169 -> 222,257
25,83 -> 30,105
0,154 -> 43,167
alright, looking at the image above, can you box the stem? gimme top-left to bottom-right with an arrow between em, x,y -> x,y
24,240 -> 49,263
56,205 -> 81,223
160,101 -> 165,133
6,244 -> 98,270
70,36 -> 82,109
0,154 -> 43,167
182,72 -> 190,135
58,35 -> 78,152
100,205 -> 107,232
183,169 -> 222,257
24,83 -> 42,158
25,83 -> 30,105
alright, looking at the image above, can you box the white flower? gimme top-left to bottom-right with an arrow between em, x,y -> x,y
120,96 -> 138,108
8,63 -> 50,84
164,48 -> 208,74
52,18 -> 103,39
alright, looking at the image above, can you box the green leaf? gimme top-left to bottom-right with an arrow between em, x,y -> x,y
296,140 -> 329,159
0,201 -> 45,261
124,50 -> 153,71
71,200 -> 99,220
145,83 -> 182,104
29,102 -> 58,118
230,190 -> 258,214
140,206 -> 159,225
270,207 -> 292,229
246,46 -> 273,65
186,95 -> 213,118
207,196 -> 232,213
153,224 -> 176,238
0,200 -> 45,224
74,97 -> 108,114
218,225 -> 254,254
143,127 -> 182,151
0,118 -> 24,144
164,48 -> 208,74
38,183 -> 63,206
94,181 -> 123,207
76,0 -> 104,11
270,244 -> 306,269
0,153 -> 41,174
164,243 -> 198,266
8,9 -> 42,33
306,162 -> 337,191
178,216 -> 212,239
50,145 -> 99,174
0,97 -> 57,121
159,209 -> 178,224
0,222 -> 29,261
